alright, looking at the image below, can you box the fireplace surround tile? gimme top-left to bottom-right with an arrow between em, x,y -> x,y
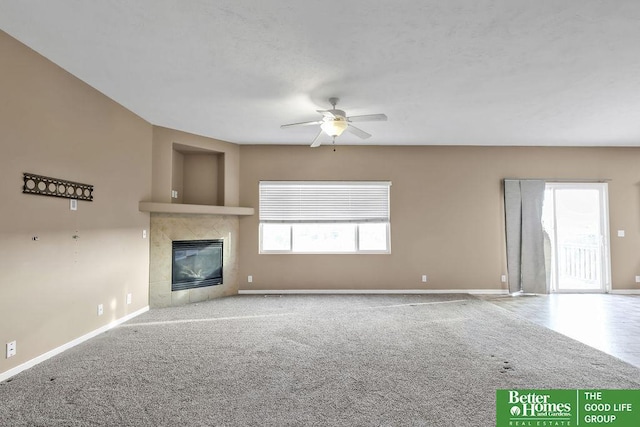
149,213 -> 239,307
171,289 -> 190,306
150,280 -> 171,307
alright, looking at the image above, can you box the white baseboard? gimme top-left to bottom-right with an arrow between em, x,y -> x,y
238,289 -> 509,295
610,289 -> 640,295
0,306 -> 149,383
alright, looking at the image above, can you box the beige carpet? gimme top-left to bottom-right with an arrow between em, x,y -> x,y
1,294 -> 638,426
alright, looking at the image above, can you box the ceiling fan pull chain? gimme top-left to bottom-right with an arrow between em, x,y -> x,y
332,136 -> 336,152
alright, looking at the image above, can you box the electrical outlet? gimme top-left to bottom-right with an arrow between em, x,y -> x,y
126,293 -> 132,304
6,341 -> 16,358
501,275 -> 507,283
97,304 -> 104,316
635,276 -> 640,283
421,275 -> 428,283
248,275 -> 253,283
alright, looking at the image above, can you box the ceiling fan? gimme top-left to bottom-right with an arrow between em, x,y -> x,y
281,98 -> 387,148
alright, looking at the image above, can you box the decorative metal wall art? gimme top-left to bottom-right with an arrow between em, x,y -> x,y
23,172 -> 93,201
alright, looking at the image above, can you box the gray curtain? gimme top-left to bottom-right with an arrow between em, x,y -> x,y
504,179 -> 547,294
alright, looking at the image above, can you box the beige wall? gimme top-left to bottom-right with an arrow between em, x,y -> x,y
0,31 -> 152,376
151,127 -> 239,206
171,149 -> 184,203
183,153 -> 220,205
238,145 -> 640,292
217,154 -> 226,206
170,150 -> 223,205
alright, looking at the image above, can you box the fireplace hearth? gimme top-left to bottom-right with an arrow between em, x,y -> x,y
172,239 -> 223,291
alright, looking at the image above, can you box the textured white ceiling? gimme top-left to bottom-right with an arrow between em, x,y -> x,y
1,0 -> 640,146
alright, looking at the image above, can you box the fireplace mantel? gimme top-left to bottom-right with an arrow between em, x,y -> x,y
139,202 -> 254,216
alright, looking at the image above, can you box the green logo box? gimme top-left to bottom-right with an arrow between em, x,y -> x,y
496,389 -> 640,426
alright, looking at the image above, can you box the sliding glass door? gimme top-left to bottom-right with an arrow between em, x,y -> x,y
542,183 -> 611,293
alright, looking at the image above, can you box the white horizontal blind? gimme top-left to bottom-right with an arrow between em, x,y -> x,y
260,181 -> 390,223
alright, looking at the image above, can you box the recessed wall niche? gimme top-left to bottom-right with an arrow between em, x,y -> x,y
172,143 -> 225,206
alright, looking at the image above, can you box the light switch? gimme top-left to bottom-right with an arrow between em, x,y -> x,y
617,230 -> 625,237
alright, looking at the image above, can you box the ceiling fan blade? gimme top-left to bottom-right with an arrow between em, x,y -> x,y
310,129 -> 324,147
347,124 -> 371,139
347,113 -> 387,122
281,120 -> 322,128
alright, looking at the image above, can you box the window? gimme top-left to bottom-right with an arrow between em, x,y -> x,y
259,181 -> 391,254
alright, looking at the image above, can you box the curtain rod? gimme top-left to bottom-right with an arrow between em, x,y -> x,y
504,178 -> 612,183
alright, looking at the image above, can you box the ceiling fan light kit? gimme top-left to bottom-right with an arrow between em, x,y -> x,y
281,98 -> 387,148
320,118 -> 348,137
